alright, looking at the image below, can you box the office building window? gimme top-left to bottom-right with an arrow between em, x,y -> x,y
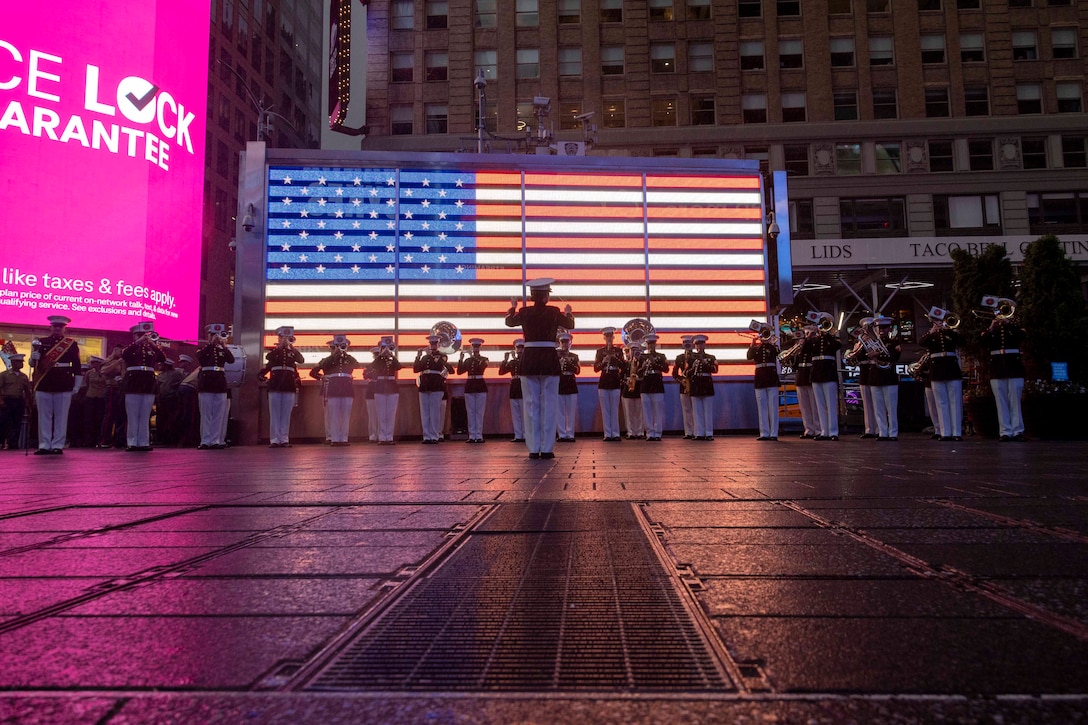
426,0 -> 448,28
1049,0 -> 1072,5
516,49 -> 540,79
828,0 -> 851,13
425,51 -> 448,81
516,103 -> 532,132
870,36 -> 894,66
1028,192 -> 1088,233
867,0 -> 890,11
391,52 -> 413,83
689,42 -> 714,72
745,146 -> 770,175
600,0 -> 622,22
830,38 -> 855,67
603,100 -> 625,128
558,0 -> 580,23
929,140 -> 955,171
391,105 -> 413,135
779,39 -> 804,69
876,143 -> 901,174
925,88 -> 950,117
784,144 -> 810,176
1062,136 -> 1087,167
743,94 -> 768,123
1013,31 -> 1038,60
957,0 -> 980,8
652,98 -> 677,126
969,139 -> 994,170
601,46 -> 624,75
918,0 -> 941,8
688,0 -> 711,19
391,0 -> 414,29
965,87 -> 989,116
738,0 -> 761,18
1017,83 -> 1042,114
741,41 -> 765,70
558,103 -> 581,131
1053,28 -> 1078,59
476,0 -> 497,27
651,44 -> 676,73
516,0 -> 539,26
782,92 -> 806,122
921,35 -> 946,64
425,104 -> 448,134
840,198 -> 907,237
1008,0 -> 1033,6
1057,82 -> 1082,113
476,50 -> 497,81
650,0 -> 674,21
836,143 -> 861,174
834,91 -> 858,120
960,33 -> 985,62
691,95 -> 716,125
790,200 -> 815,239
559,47 -> 582,76
1022,137 -> 1047,169
873,89 -> 897,119
778,0 -> 801,15
482,99 -> 498,132
934,195 -> 1001,235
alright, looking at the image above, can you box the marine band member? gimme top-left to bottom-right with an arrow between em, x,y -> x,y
370,336 -> 401,445
621,344 -> 645,439
802,316 -> 842,441
919,310 -> 964,441
196,323 -> 235,449
557,333 -> 580,442
639,334 -> 668,441
310,334 -> 358,446
852,317 -> 878,439
458,337 -> 489,443
981,313 -> 1026,442
499,339 -> 526,443
32,315 -> 81,454
415,335 -> 453,444
793,327 -> 818,439
688,334 -> 718,440
594,327 -> 627,442
672,336 -> 695,439
122,322 -> 166,451
870,317 -> 902,441
746,328 -> 780,441
259,326 -> 304,448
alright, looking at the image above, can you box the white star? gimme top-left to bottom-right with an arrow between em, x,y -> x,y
421,244 -> 431,252
280,243 -> 291,251
369,210 -> 379,218
421,221 -> 431,230
316,243 -> 326,251
299,231 -> 309,240
369,188 -> 379,196
282,175 -> 292,185
404,254 -> 414,263
281,264 -> 291,273
317,221 -> 327,229
438,189 -> 447,197
404,188 -> 414,197
334,231 -> 344,240
335,188 -> 344,196
317,176 -> 327,185
335,209 -> 344,218
368,254 -> 377,262
438,254 -> 447,263
386,199 -> 395,207
300,187 -> 310,196
438,211 -> 447,219
353,243 -> 362,252
316,264 -> 326,273
455,244 -> 465,253
421,265 -> 431,274
386,177 -> 395,186
353,176 -> 362,186
404,209 -> 414,219
422,178 -> 431,186
386,244 -> 395,252
334,254 -> 343,262
455,265 -> 465,274
404,231 -> 414,241
352,198 -> 362,206
281,220 -> 292,228
282,197 -> 292,206
386,264 -> 395,274
438,232 -> 448,241
368,232 -> 379,240
299,254 -> 308,262
352,221 -> 361,229
455,200 -> 464,208
456,179 -> 464,187
317,198 -> 327,207
455,222 -> 464,230
386,221 -> 395,229
300,209 -> 309,218
351,265 -> 361,273
421,199 -> 431,208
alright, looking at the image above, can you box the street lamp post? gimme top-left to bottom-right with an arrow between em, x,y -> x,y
474,71 -> 487,154
216,60 -> 293,143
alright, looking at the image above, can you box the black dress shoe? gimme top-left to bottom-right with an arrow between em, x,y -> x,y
876,436 -> 889,442
512,438 -> 525,443
860,433 -> 877,439
799,433 -> 815,439
541,452 -> 555,459
34,448 -> 51,455
52,448 -> 64,454
999,435 -> 1011,442
529,452 -> 540,459
813,435 -> 826,441
769,436 -> 778,441
1012,433 -> 1026,442
829,435 -> 839,441
683,435 -> 694,440
951,436 -> 963,442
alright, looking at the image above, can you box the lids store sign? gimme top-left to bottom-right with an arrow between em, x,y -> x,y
795,236 -> 1088,267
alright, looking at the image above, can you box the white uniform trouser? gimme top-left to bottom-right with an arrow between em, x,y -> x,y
754,387 -> 779,438
35,390 -> 72,450
440,399 -> 447,439
125,393 -> 154,447
199,392 -> 229,446
375,393 -> 398,442
641,393 -> 665,438
812,380 -> 839,437
931,379 -> 963,438
859,384 -> 876,435
797,384 -> 818,436
679,393 -> 694,436
990,377 -> 1025,437
598,388 -> 621,438
465,391 -> 486,440
366,398 -> 378,440
924,385 -> 938,429
691,395 -> 714,438
325,396 -> 352,443
871,384 -> 899,438
323,395 -> 331,441
419,390 -> 443,441
521,376 -> 559,454
622,397 -> 645,437
268,391 -> 295,444
558,394 -> 577,438
509,398 -> 525,439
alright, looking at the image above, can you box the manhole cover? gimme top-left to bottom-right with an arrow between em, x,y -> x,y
304,502 -> 732,692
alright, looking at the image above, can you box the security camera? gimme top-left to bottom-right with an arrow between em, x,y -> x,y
575,111 -> 595,121
473,71 -> 487,90
241,214 -> 254,232
228,238 -> 237,252
533,96 -> 551,108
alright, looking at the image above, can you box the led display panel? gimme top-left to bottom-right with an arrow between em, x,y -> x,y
0,2 -> 210,338
262,156 -> 772,377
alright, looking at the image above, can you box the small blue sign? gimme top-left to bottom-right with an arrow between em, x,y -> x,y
1052,362 -> 1069,381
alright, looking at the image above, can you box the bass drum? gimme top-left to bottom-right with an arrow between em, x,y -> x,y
224,344 -> 247,387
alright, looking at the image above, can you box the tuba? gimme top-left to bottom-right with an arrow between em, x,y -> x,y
622,318 -> 655,348
430,321 -> 461,355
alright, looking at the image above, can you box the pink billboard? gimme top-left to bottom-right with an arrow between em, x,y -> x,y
0,2 -> 210,339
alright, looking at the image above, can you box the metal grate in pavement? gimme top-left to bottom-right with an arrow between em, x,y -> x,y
304,502 -> 732,692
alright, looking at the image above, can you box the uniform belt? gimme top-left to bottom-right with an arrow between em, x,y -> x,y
468,375 -> 484,379
798,363 -> 812,368
755,362 -> 776,368
605,366 -> 618,371
54,363 -> 73,368
377,375 -> 396,380
694,372 -> 712,377
129,366 -> 155,371
201,366 -> 224,371
930,351 -> 958,358
270,366 -> 294,371
523,341 -> 554,348
562,372 -> 575,375
990,348 -> 1020,355
326,373 -> 352,377
422,370 -> 444,374
812,355 -> 836,361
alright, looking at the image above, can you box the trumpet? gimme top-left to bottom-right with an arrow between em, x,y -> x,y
806,311 -> 835,333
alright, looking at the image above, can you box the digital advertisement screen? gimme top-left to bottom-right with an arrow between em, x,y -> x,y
0,1 -> 210,339
261,157 -> 773,378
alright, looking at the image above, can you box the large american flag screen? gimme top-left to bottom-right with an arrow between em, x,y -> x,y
263,159 -> 770,378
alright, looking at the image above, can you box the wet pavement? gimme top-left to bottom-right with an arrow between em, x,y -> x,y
1,433 -> 1086,724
